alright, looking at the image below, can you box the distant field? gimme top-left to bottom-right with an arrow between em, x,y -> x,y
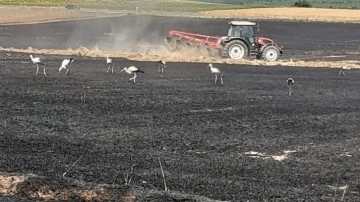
0,0 -> 253,12
193,0 -> 360,9
202,7 -> 360,23
1,0 -> 358,12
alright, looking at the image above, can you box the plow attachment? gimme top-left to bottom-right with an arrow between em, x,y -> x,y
165,30 -> 222,57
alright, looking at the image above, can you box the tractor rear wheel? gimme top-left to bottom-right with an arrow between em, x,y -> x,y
221,40 -> 248,59
262,45 -> 280,61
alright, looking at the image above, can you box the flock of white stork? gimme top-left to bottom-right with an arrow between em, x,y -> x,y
29,54 -> 350,94
29,54 -> 225,85
30,55 -> 74,76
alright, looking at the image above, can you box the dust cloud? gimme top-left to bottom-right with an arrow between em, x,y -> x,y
54,11 -> 210,59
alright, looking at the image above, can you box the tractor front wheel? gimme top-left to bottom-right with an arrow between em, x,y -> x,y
262,45 -> 280,61
221,40 -> 248,60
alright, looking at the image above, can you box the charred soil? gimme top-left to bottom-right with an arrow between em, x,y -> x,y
0,51 -> 360,201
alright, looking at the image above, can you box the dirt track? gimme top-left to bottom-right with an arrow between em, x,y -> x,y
0,13 -> 360,201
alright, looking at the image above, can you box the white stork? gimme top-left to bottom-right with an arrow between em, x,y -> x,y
157,60 -> 167,74
120,66 -> 144,83
287,78 -> 295,96
207,63 -> 224,85
106,55 -> 113,74
339,66 -> 350,76
30,54 -> 47,76
59,58 -> 74,75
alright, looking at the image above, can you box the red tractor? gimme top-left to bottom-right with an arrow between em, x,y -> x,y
165,21 -> 283,61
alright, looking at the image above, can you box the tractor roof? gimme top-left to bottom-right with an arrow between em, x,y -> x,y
229,21 -> 256,26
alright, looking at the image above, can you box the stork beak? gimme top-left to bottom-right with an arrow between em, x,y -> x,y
119,68 -> 125,73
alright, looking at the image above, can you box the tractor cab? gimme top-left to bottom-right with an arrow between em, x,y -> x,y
227,21 -> 258,46
228,21 -> 256,37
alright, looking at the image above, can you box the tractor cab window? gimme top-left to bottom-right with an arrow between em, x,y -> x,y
228,25 -> 254,38
242,26 -> 255,44
228,25 -> 241,37
242,26 -> 254,38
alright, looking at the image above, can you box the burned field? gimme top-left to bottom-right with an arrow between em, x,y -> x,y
1,16 -> 360,201
1,54 -> 360,201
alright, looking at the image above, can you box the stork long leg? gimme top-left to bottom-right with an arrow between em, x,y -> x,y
106,64 -> 110,73
43,65 -> 47,76
65,64 -> 72,75
288,86 -> 292,96
158,65 -> 165,74
35,64 -> 39,76
339,70 -> 346,76
59,66 -> 65,74
107,64 -> 113,73
220,74 -> 223,85
214,74 -> 217,84
133,73 -> 137,83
